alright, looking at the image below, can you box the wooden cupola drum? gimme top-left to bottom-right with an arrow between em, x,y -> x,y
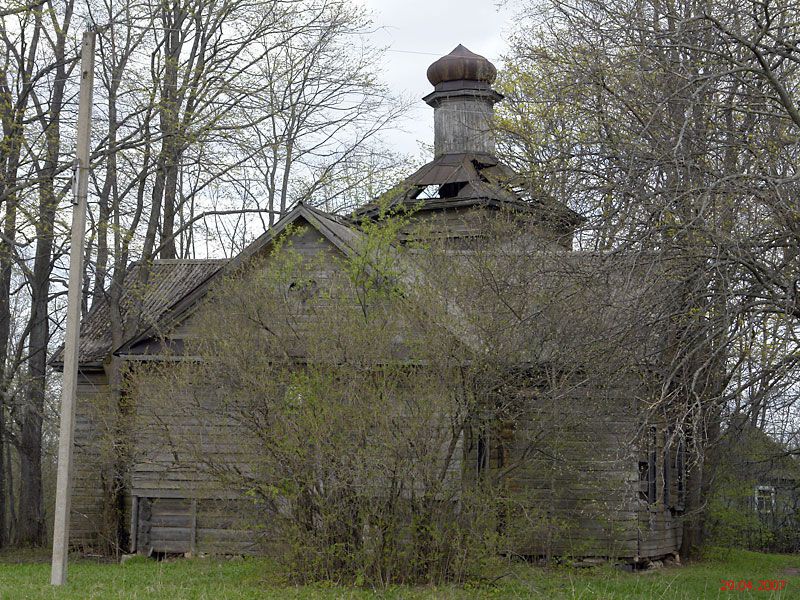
423,45 -> 503,158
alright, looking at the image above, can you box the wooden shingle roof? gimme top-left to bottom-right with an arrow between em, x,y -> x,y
51,259 -> 226,368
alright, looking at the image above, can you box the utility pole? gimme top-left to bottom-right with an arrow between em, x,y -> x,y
51,28 -> 96,586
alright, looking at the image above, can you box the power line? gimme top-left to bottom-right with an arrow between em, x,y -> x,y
386,49 -> 442,56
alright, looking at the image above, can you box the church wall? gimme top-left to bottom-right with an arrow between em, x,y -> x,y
127,372 -> 271,555
398,208 -> 569,251
68,214 -> 680,562
127,365 -> 466,556
499,384 -> 639,559
473,379 -> 681,561
70,369 -> 113,551
123,223 -> 467,555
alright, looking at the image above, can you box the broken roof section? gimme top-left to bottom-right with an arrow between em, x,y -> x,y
350,44 -> 583,234
353,152 -> 583,233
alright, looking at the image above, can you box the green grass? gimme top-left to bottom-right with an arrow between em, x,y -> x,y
0,548 -> 797,599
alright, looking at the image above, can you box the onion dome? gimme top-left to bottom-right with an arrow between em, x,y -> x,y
426,44 -> 497,86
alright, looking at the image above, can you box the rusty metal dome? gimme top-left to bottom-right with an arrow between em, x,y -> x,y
426,44 -> 497,86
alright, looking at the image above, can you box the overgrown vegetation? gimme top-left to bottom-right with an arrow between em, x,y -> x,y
497,0 -> 800,557
0,547 -> 797,599
122,206 -> 687,585
128,213 -> 497,585
707,422 -> 800,553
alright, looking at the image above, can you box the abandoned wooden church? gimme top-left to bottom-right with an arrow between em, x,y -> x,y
54,45 -> 686,563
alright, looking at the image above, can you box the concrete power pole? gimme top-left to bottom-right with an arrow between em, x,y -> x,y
51,29 -> 96,587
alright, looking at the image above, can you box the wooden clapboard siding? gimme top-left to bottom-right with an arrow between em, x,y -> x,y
137,497 -> 193,554
131,379 -> 259,500
397,208 -> 571,253
162,223 -> 352,359
131,370 -> 466,505
70,369 -> 112,550
194,498 -> 269,555
400,209 -> 490,242
477,380 -> 680,560
134,495 -> 272,555
638,507 -> 682,557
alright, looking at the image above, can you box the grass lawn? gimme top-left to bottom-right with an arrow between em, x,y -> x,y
0,547 -> 797,599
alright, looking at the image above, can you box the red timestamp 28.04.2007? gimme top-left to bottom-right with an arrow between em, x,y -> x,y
720,580 -> 787,592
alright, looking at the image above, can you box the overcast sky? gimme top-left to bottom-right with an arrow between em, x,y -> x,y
358,0 -> 516,158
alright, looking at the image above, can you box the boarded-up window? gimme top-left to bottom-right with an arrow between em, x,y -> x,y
639,427 -> 657,505
675,434 -> 686,511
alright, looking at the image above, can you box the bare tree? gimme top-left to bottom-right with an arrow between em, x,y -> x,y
0,0 -> 405,549
497,0 -> 800,555
0,0 -> 82,547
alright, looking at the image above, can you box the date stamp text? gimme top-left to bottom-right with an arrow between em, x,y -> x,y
719,580 -> 787,592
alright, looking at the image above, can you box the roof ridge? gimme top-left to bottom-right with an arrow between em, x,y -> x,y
150,258 -> 229,265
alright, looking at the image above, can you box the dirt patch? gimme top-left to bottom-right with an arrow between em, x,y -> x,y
783,567 -> 800,577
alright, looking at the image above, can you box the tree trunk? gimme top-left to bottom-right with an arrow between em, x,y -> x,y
18,0 -> 72,545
